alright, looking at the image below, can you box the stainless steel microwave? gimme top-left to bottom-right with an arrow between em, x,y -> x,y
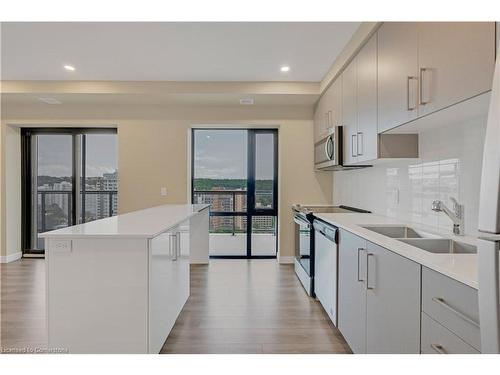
314,127 -> 343,170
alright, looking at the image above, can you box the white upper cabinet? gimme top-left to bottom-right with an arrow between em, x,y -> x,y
417,22 -> 496,117
343,33 -> 379,165
329,78 -> 343,129
377,22 -> 495,133
377,22 -> 419,133
356,34 -> 378,163
314,76 -> 342,142
342,58 -> 358,165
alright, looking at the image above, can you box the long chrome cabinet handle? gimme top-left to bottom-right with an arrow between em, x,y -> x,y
366,253 -> 375,290
419,67 -> 430,105
407,76 -> 418,110
357,248 -> 365,282
176,231 -> 181,258
357,132 -> 363,156
171,233 -> 178,261
351,134 -> 357,158
430,343 -> 447,354
431,297 -> 480,328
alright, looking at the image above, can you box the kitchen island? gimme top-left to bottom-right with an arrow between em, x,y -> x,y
40,204 -> 210,354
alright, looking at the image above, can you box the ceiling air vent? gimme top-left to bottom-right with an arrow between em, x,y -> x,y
38,97 -> 62,105
239,98 -> 254,105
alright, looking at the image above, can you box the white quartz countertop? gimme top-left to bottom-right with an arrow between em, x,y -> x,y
315,212 -> 479,289
40,204 -> 210,239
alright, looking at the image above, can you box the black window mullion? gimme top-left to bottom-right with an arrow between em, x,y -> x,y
247,130 -> 255,257
20,130 -> 32,253
81,134 -> 86,223
71,135 -> 78,226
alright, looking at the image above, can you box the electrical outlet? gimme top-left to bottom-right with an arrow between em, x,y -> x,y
160,187 -> 167,196
52,239 -> 72,252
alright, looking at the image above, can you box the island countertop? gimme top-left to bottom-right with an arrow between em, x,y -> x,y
40,203 -> 210,239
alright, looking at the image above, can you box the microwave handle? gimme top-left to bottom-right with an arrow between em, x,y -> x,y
324,136 -> 331,160
324,135 -> 334,161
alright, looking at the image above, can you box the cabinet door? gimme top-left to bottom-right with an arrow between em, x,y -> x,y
342,60 -> 358,165
377,22 -> 419,133
365,242 -> 421,353
313,98 -> 323,142
149,231 -> 177,353
322,84 -> 333,136
177,220 -> 191,316
331,78 -> 343,128
338,230 -> 367,353
417,22 -> 495,117
314,95 -> 328,142
356,33 -> 378,163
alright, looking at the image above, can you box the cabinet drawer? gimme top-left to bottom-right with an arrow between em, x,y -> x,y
421,313 -> 479,354
422,267 -> 480,350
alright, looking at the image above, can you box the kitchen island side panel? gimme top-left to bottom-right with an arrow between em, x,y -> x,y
46,237 -> 149,353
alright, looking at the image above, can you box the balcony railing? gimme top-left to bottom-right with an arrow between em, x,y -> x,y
37,190 -> 117,232
192,189 -> 275,236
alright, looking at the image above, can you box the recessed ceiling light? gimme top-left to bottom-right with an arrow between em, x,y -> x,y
240,98 -> 255,105
38,97 -> 62,105
63,64 -> 75,71
280,66 -> 290,72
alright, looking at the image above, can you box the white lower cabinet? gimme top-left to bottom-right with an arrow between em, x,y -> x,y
149,222 -> 190,353
421,313 -> 479,354
365,241 -> 421,353
338,230 -> 367,353
421,267 -> 480,352
338,229 -> 421,353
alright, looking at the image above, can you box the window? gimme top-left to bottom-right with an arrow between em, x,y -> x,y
192,129 -> 278,258
21,128 -> 118,254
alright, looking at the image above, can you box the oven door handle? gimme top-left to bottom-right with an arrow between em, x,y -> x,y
293,216 -> 311,229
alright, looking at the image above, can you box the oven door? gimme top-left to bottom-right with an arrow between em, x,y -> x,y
294,215 -> 312,275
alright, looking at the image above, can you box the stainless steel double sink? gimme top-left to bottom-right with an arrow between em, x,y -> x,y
361,225 -> 477,254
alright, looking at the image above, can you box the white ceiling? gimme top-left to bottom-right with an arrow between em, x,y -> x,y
1,22 -> 360,82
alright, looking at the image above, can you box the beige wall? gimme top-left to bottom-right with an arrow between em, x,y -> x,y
0,107 -> 332,261
0,122 -> 22,260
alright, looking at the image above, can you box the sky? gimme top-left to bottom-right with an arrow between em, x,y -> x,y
37,134 -> 117,177
193,130 -> 274,179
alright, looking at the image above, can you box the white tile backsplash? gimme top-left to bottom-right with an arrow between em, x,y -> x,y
333,116 -> 487,236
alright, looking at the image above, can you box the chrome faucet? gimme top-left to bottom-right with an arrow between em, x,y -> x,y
431,198 -> 465,236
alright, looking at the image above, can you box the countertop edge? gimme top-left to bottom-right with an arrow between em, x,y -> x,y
314,213 -> 479,290
39,204 -> 209,239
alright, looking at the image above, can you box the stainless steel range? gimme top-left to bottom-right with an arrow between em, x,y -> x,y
292,204 -> 371,296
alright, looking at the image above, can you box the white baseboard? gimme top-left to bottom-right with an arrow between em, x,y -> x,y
278,256 -> 295,264
0,251 -> 22,263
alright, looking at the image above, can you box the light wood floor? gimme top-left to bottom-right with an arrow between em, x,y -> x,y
1,258 -> 350,354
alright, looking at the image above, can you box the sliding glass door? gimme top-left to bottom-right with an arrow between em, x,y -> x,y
21,128 -> 118,254
192,129 -> 278,258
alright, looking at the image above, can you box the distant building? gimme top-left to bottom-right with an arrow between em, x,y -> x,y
193,185 -> 274,234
